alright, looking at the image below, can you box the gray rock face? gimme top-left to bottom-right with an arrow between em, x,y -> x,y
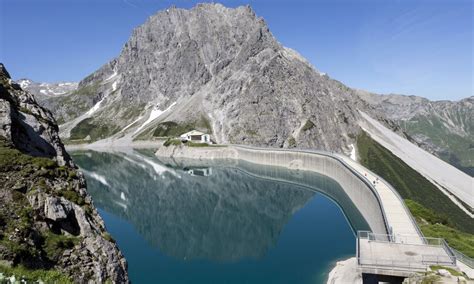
0,64 -> 73,167
49,3 -> 390,155
357,90 -> 474,176
0,63 -> 129,283
44,196 -> 73,221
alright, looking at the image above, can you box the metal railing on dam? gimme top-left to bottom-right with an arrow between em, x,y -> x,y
357,231 -> 456,276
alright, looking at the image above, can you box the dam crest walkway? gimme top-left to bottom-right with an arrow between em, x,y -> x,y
231,146 -> 468,277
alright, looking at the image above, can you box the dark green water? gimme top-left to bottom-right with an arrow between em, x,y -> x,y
71,149 -> 367,284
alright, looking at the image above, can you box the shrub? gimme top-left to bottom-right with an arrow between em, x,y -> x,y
0,264 -> 72,283
301,119 -> 315,131
163,139 -> 182,147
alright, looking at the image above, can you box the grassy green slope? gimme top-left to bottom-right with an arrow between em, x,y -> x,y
357,132 -> 474,256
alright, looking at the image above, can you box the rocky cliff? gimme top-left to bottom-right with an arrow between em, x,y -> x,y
0,63 -> 128,282
38,3 -> 394,155
357,90 -> 474,176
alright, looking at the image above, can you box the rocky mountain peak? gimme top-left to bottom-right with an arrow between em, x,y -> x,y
0,63 -> 11,79
34,4 -> 386,154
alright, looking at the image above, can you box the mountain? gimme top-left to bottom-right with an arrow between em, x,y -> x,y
0,64 -> 128,282
17,79 -> 78,125
357,90 -> 474,176
17,79 -> 78,98
30,3 -> 394,155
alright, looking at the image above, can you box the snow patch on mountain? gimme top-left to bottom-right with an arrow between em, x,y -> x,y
133,102 -> 177,134
350,144 -> 356,160
85,97 -> 106,116
106,70 -> 118,81
119,116 -> 144,133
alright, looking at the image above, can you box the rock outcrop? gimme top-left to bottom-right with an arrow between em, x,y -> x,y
0,63 -> 128,283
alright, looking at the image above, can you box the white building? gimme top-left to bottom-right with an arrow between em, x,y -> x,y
179,130 -> 212,144
187,167 -> 213,177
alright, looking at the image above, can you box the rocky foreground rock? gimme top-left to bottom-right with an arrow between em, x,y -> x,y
0,63 -> 128,282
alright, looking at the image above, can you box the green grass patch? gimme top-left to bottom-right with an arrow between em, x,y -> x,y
287,136 -> 296,147
42,232 -> 79,262
420,222 -> 474,258
187,142 -> 209,147
0,263 -> 72,283
429,265 -> 463,277
406,200 -> 474,257
0,139 -> 57,172
102,232 -> 115,243
70,118 -> 118,142
163,139 -> 183,147
404,199 -> 451,226
357,131 -> 474,234
420,274 -> 440,284
152,116 -> 213,138
58,190 -> 85,206
301,119 -> 315,132
153,121 -> 194,138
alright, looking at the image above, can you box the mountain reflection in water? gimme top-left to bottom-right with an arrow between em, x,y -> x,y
71,148 -> 367,283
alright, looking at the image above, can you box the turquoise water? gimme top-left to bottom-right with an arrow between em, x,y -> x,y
72,149 -> 365,284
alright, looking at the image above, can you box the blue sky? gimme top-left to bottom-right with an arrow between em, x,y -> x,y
0,0 -> 472,100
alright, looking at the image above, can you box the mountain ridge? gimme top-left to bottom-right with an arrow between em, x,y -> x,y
26,3 -> 394,156
357,90 -> 473,175
13,3 -> 472,175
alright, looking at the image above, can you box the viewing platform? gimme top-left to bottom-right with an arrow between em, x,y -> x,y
357,231 -> 456,278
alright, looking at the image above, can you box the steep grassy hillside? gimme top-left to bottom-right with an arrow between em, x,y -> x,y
357,132 -> 474,256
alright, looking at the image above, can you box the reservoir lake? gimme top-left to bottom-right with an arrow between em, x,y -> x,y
71,148 -> 368,284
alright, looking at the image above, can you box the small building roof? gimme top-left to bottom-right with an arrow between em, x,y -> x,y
181,130 -> 207,136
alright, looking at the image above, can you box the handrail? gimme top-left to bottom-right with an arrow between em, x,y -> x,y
359,231 -> 443,246
345,158 -> 424,239
452,248 -> 474,268
357,231 -> 456,269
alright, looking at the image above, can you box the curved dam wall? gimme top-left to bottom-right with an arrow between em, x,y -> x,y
157,155 -> 372,234
233,146 -> 389,235
155,145 -> 389,235
234,160 -> 372,234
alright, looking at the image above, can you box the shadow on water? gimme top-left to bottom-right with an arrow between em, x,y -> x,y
71,148 -> 369,283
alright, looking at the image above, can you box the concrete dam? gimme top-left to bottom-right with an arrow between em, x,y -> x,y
156,145 -> 390,236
